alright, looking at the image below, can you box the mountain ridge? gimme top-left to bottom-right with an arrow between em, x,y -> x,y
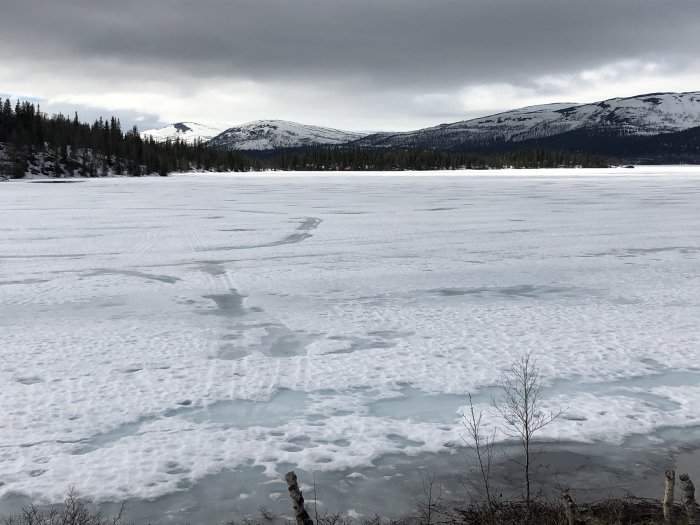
206,120 -> 367,150
353,91 -> 700,150
140,122 -> 227,144
140,91 -> 700,159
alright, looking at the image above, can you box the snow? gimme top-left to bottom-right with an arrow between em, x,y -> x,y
360,91 -> 700,147
2,167 -> 700,505
141,92 -> 700,151
207,120 -> 367,150
140,122 -> 228,144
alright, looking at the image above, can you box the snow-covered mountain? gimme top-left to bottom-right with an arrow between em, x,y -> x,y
141,122 -> 227,144
354,91 -> 700,149
142,91 -> 700,154
207,120 -> 367,150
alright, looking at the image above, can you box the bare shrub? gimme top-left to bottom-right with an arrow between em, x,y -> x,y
492,353 -> 563,512
3,489 -> 126,525
415,473 -> 445,525
460,393 -> 496,511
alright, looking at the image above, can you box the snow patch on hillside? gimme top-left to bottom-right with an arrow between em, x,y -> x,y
141,122 -> 227,144
207,120 -> 368,150
358,91 -> 700,148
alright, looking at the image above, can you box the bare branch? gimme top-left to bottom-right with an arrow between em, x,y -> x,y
460,394 -> 496,510
491,353 -> 563,513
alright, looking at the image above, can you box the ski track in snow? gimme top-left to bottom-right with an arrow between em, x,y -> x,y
1,167 -> 700,503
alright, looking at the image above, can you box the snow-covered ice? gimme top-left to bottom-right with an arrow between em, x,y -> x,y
1,167 -> 700,510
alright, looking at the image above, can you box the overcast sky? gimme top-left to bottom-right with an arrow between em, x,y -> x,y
2,0 -> 699,132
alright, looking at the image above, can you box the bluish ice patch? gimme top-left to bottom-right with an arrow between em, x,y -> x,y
83,269 -> 180,284
369,387 -> 495,423
72,417 -> 157,455
171,389 -> 309,428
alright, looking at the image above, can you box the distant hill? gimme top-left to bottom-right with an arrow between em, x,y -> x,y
177,91 -> 700,162
501,123 -> 700,164
140,122 -> 227,144
206,120 -> 367,150
352,92 -> 700,151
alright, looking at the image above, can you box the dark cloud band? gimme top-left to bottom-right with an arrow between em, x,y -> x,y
3,0 -> 699,89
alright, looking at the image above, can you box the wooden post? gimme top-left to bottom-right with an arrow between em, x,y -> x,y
679,473 -> 699,525
561,490 -> 576,525
664,470 -> 675,525
285,471 -> 314,525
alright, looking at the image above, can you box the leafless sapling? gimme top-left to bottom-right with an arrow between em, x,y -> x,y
492,353 -> 563,512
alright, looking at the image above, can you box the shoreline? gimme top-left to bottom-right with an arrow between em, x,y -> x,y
2,430 -> 699,523
4,164 -> 700,182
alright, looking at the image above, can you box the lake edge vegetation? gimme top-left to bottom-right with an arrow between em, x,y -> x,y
0,98 -> 612,179
4,355 -> 698,525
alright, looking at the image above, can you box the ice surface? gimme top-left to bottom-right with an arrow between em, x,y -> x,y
2,167 -> 700,508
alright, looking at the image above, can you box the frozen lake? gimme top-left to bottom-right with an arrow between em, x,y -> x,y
2,167 -> 700,520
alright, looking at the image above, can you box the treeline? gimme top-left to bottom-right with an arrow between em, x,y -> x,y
256,146 -> 610,170
500,124 -> 700,164
0,97 -> 611,179
0,97 -> 252,178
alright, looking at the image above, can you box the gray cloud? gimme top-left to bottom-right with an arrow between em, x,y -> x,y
4,0 -> 699,86
2,0 -> 699,129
